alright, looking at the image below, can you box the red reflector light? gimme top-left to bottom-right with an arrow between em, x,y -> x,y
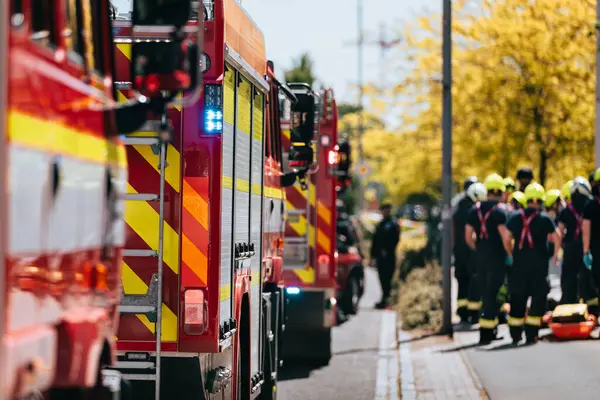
184,289 -> 206,335
317,255 -> 330,280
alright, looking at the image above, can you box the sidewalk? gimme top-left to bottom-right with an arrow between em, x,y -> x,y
398,327 -> 487,399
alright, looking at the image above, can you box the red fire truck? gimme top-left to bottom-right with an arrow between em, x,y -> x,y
112,1 -> 291,398
2,0 -> 198,399
280,88 -> 351,364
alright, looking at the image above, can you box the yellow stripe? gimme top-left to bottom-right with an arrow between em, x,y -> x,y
264,186 -> 283,199
479,318 -> 498,329
252,183 -> 262,196
525,315 -> 542,327
457,299 -> 468,308
121,262 -> 178,341
286,200 -> 308,236
237,80 -> 251,135
282,129 -> 290,141
181,234 -> 208,283
117,43 -> 131,60
223,176 -> 233,189
309,181 -> 316,207
133,141 -> 181,193
294,266 -> 314,284
467,301 -> 482,310
223,68 -> 235,125
508,316 -> 524,327
220,271 -> 262,302
253,93 -> 264,141
125,183 -> 179,274
587,297 -> 599,306
182,180 -> 209,230
8,110 -> 126,167
116,44 -> 181,111
316,228 -> 332,253
317,201 -> 331,226
220,283 -> 231,302
236,179 -> 250,193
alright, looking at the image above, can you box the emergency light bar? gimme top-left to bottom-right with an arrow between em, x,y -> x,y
204,84 -> 223,134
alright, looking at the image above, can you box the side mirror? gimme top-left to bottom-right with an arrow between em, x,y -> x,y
287,83 -> 320,174
288,143 -> 314,173
129,0 -> 202,103
338,139 -> 351,178
281,172 -> 297,188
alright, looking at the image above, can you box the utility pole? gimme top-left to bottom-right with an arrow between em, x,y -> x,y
594,1 -> 600,168
441,0 -> 453,337
357,0 -> 365,212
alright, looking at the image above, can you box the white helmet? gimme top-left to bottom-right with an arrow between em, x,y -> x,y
467,182 -> 487,202
571,176 -> 592,197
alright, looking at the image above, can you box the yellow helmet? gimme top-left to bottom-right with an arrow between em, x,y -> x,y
524,183 -> 545,202
561,180 -> 574,200
544,189 -> 561,208
484,173 -> 506,192
512,191 -> 527,208
503,177 -> 515,193
594,168 -> 600,182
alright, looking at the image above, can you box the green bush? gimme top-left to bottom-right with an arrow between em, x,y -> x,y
397,263 -> 443,331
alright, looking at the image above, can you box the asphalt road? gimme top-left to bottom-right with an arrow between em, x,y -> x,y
278,268 -> 391,400
452,260 -> 600,400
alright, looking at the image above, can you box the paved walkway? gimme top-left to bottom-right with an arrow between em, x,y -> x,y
398,327 -> 486,400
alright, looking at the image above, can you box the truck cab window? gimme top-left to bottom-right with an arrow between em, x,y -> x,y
91,0 -> 107,74
80,0 -> 96,71
64,0 -> 84,62
31,0 -> 57,47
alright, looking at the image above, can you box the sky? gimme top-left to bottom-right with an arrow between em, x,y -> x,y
242,0 -> 440,105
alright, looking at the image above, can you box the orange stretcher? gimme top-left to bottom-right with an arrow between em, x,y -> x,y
548,304 -> 597,339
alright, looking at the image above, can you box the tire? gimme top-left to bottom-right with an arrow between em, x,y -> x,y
342,276 -> 360,316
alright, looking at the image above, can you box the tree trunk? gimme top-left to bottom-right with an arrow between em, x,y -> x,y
539,149 -> 547,186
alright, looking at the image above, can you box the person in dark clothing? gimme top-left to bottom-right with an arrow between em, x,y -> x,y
465,173 -> 508,344
516,167 -> 534,192
583,169 -> 600,315
371,203 -> 401,309
500,183 -> 561,344
558,177 -> 592,305
453,178 -> 482,323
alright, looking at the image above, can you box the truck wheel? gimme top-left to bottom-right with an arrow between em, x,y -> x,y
342,276 -> 360,316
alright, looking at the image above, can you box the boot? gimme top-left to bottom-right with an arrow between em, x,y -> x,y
525,325 -> 539,344
509,326 -> 523,345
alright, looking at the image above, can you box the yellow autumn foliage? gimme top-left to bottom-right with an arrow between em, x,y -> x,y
347,0 -> 596,204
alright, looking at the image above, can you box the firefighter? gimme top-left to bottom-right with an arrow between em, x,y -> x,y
558,177 -> 592,305
465,174 -> 508,344
516,167 -> 534,192
583,169 -> 600,314
464,182 -> 487,322
544,189 -> 563,220
562,180 -> 574,204
371,203 -> 401,309
453,178 -> 482,323
503,177 -> 516,203
500,183 -> 561,344
511,191 -> 526,211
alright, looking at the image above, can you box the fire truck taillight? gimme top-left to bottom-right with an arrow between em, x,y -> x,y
328,150 -> 339,165
184,289 -> 207,335
204,84 -> 223,134
95,263 -> 109,291
317,255 -> 330,280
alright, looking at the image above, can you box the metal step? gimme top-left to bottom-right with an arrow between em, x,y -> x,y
123,249 -> 158,257
124,193 -> 159,201
120,274 -> 159,321
122,136 -> 160,146
287,209 -> 308,216
115,361 -> 155,369
121,373 -> 156,381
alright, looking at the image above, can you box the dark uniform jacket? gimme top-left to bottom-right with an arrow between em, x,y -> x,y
370,217 -> 401,260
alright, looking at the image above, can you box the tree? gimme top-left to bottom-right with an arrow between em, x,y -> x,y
284,53 -> 316,86
361,0 -> 595,204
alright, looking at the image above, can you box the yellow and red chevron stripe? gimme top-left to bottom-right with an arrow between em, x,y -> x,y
114,42 -> 210,343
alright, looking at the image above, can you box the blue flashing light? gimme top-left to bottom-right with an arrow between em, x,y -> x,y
204,107 -> 223,134
286,287 -> 301,295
